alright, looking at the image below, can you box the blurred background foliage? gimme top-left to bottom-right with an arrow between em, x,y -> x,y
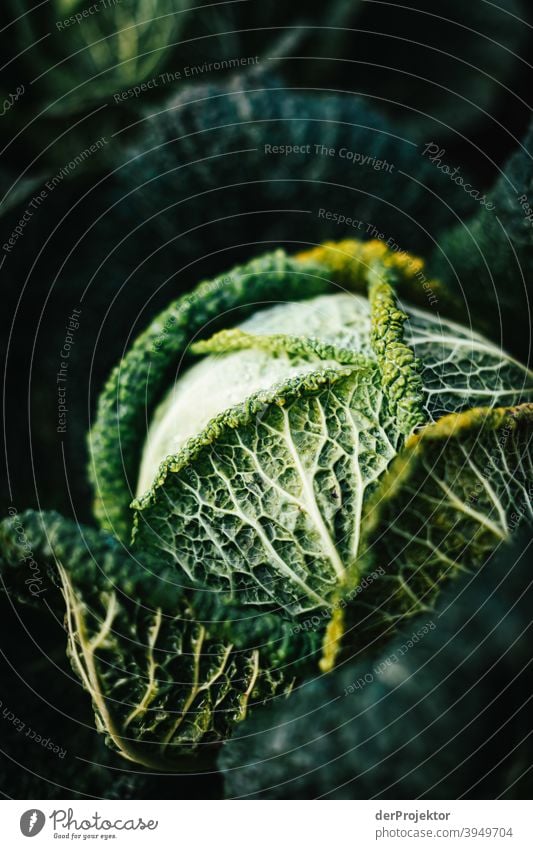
1,0 -> 532,799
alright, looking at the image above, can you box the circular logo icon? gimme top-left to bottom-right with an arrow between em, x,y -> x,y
20,810 -> 46,837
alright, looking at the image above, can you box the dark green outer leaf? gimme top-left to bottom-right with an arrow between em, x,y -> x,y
89,251 -> 331,539
220,527 -> 533,800
0,510 -> 309,770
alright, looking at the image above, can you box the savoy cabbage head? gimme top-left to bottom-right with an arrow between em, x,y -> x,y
1,238 -> 532,771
